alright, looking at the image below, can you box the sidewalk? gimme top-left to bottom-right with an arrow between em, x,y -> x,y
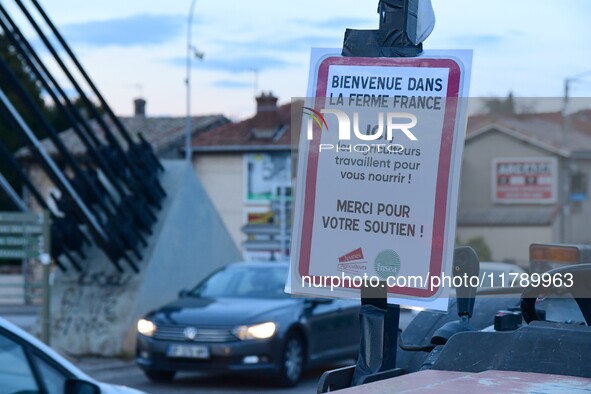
47,354 -> 141,384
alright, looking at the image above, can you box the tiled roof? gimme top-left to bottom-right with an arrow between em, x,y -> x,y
191,100 -> 303,152
466,110 -> 591,156
192,98 -> 591,156
16,114 -> 228,158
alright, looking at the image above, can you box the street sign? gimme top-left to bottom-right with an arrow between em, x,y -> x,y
0,224 -> 43,234
0,211 -> 47,260
0,236 -> 42,247
242,186 -> 292,259
0,248 -> 42,259
288,49 -> 472,311
242,223 -> 284,236
0,212 -> 42,223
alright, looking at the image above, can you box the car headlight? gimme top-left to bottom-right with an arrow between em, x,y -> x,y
137,319 -> 156,337
233,322 -> 276,340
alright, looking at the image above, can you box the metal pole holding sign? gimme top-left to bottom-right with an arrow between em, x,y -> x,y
278,186 -> 288,261
27,0 -> 164,173
344,1 -> 422,385
287,1 -> 472,391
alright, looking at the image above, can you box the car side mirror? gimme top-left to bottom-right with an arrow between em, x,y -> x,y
65,378 -> 101,394
178,288 -> 190,298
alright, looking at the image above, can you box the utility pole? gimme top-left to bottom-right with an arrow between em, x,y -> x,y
185,0 -> 197,162
184,0 -> 204,162
561,70 -> 591,242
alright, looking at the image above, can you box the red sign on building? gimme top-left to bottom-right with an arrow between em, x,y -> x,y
492,157 -> 558,204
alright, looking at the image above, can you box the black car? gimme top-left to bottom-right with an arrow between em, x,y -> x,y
135,261 -> 360,386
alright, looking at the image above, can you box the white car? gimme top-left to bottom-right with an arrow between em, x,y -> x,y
0,317 -> 144,394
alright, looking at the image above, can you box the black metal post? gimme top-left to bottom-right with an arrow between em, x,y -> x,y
0,140 -> 81,271
0,54 -> 118,221
29,0 -> 164,172
0,171 -> 26,212
12,0 -> 165,208
350,284 -> 401,386
318,1 -> 423,391
0,9 -> 158,237
342,0 -> 423,57
1,4 -> 160,242
344,0 -> 424,386
0,8 -> 126,198
0,89 -> 125,272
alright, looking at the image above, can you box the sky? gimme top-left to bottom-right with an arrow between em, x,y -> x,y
3,0 -> 591,120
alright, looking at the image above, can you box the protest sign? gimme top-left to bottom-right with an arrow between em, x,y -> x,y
288,49 -> 472,310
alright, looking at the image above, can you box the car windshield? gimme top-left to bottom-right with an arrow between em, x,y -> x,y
191,265 -> 289,298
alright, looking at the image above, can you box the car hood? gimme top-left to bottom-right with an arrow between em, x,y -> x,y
151,296 -> 299,326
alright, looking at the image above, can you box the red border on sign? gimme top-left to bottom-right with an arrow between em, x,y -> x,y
298,56 -> 462,298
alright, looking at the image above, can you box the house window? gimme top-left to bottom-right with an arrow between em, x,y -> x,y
570,171 -> 588,202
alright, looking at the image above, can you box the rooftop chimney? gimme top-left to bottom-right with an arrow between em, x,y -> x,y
256,91 -> 278,113
134,98 -> 146,117
252,92 -> 279,139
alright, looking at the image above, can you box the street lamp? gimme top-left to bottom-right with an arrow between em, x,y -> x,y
185,0 -> 200,162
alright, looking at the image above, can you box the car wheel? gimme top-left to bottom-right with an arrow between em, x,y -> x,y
144,369 -> 176,382
278,333 -> 305,387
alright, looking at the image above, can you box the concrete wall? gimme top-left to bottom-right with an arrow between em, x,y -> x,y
193,154 -> 245,252
44,161 -> 242,356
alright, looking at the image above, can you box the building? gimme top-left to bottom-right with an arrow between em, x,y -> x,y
190,93 -> 299,258
458,109 -> 591,264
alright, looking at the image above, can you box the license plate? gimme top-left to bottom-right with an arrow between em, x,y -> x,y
167,345 -> 210,359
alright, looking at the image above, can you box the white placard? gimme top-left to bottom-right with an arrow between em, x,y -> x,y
287,49 -> 472,311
